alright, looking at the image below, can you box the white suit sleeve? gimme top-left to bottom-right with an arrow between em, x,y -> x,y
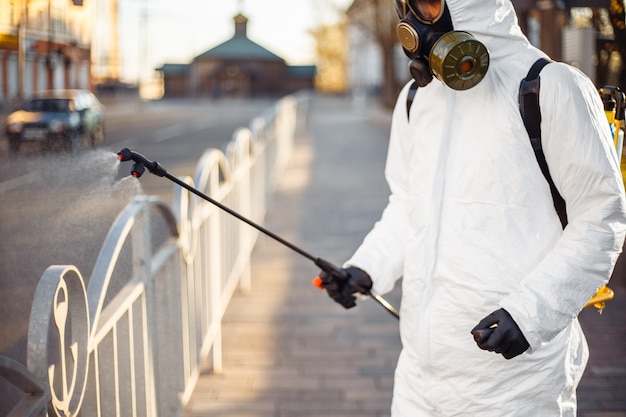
344,84 -> 414,295
500,63 -> 626,350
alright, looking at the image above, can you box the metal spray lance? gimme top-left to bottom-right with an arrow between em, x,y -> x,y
117,148 -> 400,319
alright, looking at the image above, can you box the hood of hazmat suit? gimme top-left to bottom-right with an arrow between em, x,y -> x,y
345,0 -> 626,415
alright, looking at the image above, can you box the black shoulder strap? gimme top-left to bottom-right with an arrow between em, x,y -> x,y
519,58 -> 568,229
406,81 -> 419,119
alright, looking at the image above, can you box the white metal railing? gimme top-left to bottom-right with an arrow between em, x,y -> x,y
1,92 -> 310,417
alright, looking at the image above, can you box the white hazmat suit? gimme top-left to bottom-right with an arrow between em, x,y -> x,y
345,0 -> 626,415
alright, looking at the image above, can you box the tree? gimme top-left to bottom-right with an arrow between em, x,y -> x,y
373,0 -> 404,108
312,21 -> 349,93
586,3 -> 626,87
347,0 -> 404,108
608,0 -> 626,88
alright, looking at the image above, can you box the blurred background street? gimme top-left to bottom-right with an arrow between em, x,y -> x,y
2,0 -> 626,414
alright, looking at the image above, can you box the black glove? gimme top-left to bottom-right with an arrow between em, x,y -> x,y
319,266 -> 373,309
471,308 -> 530,360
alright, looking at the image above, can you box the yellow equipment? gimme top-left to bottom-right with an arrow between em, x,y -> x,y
585,86 -> 626,314
584,285 -> 615,313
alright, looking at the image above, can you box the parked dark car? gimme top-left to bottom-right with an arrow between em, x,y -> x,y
4,89 -> 105,153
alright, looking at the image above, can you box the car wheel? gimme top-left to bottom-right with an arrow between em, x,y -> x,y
9,138 -> 20,153
66,132 -> 82,153
91,124 -> 105,148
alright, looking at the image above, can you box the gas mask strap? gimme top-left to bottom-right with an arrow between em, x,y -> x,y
406,81 -> 419,120
395,0 -> 406,19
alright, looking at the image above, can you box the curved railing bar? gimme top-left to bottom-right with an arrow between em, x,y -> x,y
86,195 -> 178,336
192,149 -> 232,202
0,356 -> 49,417
27,265 -> 90,417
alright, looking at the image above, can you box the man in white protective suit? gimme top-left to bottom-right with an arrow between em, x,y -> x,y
316,0 -> 626,415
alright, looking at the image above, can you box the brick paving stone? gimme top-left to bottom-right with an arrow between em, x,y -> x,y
579,281 -> 626,415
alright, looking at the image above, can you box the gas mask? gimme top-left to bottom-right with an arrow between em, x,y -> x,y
395,0 -> 489,90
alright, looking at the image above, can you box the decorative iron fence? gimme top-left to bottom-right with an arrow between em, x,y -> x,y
1,92 -> 309,417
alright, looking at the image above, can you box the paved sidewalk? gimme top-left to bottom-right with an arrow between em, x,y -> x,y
181,95 -> 626,417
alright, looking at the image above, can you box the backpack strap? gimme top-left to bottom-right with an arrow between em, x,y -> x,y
519,58 -> 568,229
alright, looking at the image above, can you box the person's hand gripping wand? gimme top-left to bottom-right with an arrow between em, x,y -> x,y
118,148 -> 400,319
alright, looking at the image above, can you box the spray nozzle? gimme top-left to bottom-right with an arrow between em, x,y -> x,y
117,148 -> 133,162
131,163 -> 146,178
117,148 -> 167,177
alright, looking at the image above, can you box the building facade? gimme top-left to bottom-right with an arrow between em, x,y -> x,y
0,0 -> 94,108
157,13 -> 315,99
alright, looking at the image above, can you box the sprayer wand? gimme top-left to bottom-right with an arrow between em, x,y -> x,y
118,148 -> 400,320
